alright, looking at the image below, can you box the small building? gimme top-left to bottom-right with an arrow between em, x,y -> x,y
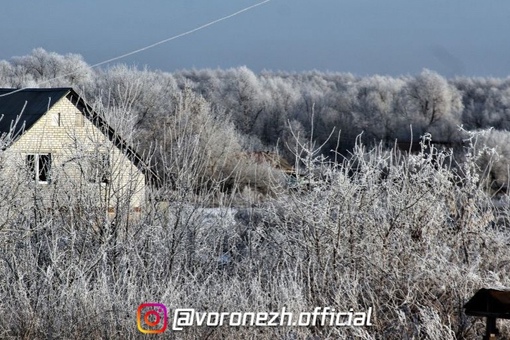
464,288 -> 510,339
0,87 -> 149,214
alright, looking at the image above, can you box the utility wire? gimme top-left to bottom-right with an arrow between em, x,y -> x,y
0,0 -> 271,97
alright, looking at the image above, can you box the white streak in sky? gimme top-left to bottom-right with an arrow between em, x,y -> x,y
0,0 -> 271,97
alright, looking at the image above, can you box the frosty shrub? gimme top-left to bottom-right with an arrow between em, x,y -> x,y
149,86 -> 286,199
468,128 -> 510,195
257,134 -> 510,339
1,126 -> 509,339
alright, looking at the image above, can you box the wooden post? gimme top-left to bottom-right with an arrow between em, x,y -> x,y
485,316 -> 498,340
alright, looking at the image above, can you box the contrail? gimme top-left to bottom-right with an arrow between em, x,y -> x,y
0,0 -> 271,97
90,0 -> 271,69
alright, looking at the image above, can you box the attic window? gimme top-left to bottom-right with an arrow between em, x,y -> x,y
75,112 -> 84,127
51,112 -> 61,127
26,154 -> 52,184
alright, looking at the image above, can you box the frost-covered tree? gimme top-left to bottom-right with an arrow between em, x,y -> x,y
403,69 -> 463,134
455,77 -> 510,130
354,75 -> 405,143
256,76 -> 300,146
10,48 -> 93,87
89,65 -> 179,143
222,66 -> 266,135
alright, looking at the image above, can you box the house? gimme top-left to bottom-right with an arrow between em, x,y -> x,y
0,87 -> 149,214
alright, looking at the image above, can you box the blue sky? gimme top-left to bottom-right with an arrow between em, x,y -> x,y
1,0 -> 509,77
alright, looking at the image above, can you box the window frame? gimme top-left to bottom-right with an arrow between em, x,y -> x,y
75,112 -> 84,127
51,112 -> 61,127
26,153 -> 52,184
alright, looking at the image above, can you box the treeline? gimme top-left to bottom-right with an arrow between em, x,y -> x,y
1,49 -> 510,156
3,48 -> 510,190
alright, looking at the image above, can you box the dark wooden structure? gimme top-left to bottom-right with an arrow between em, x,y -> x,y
464,288 -> 510,339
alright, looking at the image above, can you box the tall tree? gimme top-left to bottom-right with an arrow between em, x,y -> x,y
403,69 -> 463,130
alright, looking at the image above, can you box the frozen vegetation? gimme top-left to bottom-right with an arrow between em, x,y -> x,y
1,49 -> 510,338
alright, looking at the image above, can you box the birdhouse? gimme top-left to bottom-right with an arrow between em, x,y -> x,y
464,288 -> 510,340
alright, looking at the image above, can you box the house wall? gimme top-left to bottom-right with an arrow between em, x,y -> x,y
7,96 -> 146,211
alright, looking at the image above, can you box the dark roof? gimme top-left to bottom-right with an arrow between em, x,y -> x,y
464,288 -> 510,319
0,88 -> 70,137
0,87 -> 157,182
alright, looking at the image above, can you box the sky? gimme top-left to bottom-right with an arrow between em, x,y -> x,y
1,0 -> 509,77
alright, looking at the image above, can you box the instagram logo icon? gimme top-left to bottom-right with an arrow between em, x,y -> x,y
137,303 -> 168,334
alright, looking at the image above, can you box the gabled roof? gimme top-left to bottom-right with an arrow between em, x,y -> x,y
464,288 -> 510,319
0,88 -> 70,137
0,87 -> 157,182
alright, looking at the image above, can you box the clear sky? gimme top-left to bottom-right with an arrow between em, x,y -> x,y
1,0 -> 509,77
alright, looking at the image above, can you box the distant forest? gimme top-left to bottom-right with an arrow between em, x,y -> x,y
2,48 -> 510,183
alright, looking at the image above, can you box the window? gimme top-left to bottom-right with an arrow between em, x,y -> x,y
26,154 -> 52,183
51,112 -> 61,127
75,112 -> 84,127
88,152 -> 110,184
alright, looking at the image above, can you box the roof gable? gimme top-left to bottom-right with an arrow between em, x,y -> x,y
0,87 -> 157,182
0,88 -> 70,137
